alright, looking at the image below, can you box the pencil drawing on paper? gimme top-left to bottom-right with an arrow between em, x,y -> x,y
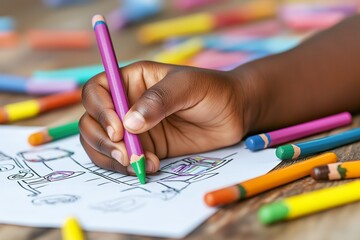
0,147 -> 235,212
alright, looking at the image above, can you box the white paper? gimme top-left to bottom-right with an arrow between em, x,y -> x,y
0,126 -> 279,238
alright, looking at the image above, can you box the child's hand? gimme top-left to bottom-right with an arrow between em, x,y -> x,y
79,61 -> 256,175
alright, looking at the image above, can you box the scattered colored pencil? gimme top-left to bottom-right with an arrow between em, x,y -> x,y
276,127 -> 360,160
107,0 -> 163,30
311,161 -> 360,181
204,152 -> 337,207
0,16 -> 15,32
245,112 -> 352,151
173,0 -> 223,11
258,180 -> 360,225
62,216 -> 85,240
27,30 -> 93,50
137,0 -> 275,44
28,120 -> 79,146
0,74 -> 77,95
152,38 -> 204,64
92,15 -> 146,184
0,32 -> 18,48
33,61 -> 135,85
0,89 -> 82,123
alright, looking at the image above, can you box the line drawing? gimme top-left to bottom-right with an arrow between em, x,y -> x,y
1,147 -> 236,211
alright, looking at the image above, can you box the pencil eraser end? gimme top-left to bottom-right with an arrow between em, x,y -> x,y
92,14 -> 105,28
245,135 -> 265,151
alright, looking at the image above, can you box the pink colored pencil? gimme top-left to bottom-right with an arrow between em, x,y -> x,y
245,112 -> 352,151
92,15 -> 146,184
173,0 -> 223,11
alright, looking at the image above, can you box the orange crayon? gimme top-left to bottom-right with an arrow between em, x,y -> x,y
27,30 -> 93,50
0,89 -> 82,123
204,153 -> 337,207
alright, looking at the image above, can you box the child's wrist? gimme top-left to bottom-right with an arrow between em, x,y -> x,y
229,63 -> 268,135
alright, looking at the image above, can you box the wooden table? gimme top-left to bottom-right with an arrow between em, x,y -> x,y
1,1 -> 360,239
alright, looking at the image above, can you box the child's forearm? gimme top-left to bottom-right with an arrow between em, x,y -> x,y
234,14 -> 360,133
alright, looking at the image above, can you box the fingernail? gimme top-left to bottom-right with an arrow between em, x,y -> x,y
107,126 -> 115,141
146,160 -> 154,173
111,150 -> 124,165
127,165 -> 135,174
124,111 -> 145,131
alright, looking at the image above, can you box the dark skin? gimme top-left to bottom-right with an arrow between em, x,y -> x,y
79,15 -> 360,175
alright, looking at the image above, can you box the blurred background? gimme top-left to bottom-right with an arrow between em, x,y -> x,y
0,0 -> 359,126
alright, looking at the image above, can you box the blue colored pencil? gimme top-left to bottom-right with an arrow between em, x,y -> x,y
276,127 -> 360,160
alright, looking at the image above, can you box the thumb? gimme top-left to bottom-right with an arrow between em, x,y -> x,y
123,71 -> 200,133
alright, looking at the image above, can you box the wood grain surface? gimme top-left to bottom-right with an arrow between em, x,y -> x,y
1,0 -> 360,239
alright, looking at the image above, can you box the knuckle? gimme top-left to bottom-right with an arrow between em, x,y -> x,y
81,80 -> 97,107
96,136 -> 107,153
96,109 -> 108,126
143,86 -> 169,111
130,60 -> 153,70
78,114 -> 87,134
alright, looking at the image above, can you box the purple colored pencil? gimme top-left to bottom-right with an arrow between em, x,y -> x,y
245,112 -> 352,151
92,15 -> 146,184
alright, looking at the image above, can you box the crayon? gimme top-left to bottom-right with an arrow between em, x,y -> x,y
246,112 -> 352,151
153,38 -> 203,64
26,30 -> 93,50
28,120 -> 79,146
62,216 -> 85,240
258,180 -> 360,225
204,152 -> 337,207
0,74 -> 77,95
311,161 -> 360,181
276,127 -> 360,161
32,61 -> 135,85
93,15 -> 146,184
107,0 -> 163,30
0,89 -> 82,123
137,0 -> 276,44
0,16 -> 15,32
173,0 -> 223,11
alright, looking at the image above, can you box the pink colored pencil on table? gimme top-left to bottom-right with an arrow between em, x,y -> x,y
245,112 -> 352,151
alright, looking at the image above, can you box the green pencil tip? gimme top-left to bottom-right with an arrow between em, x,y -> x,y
276,144 -> 295,160
131,155 -> 146,184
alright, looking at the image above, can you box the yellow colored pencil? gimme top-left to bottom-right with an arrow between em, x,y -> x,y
152,38 -> 204,64
62,217 -> 85,240
258,180 -> 360,224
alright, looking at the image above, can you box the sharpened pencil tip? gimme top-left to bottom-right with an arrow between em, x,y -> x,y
130,155 -> 146,184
